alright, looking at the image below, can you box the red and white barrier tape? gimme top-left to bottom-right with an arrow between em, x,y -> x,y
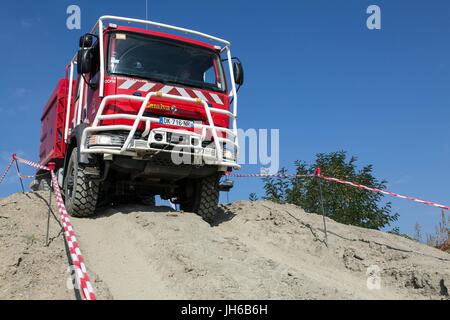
228,172 -> 315,178
0,158 -> 14,185
18,173 -> 34,180
1,155 -> 96,300
318,175 -> 450,211
14,155 -> 49,171
49,170 -> 96,300
227,170 -> 450,211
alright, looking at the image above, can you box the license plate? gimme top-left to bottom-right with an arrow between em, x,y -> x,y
203,148 -> 216,157
159,117 -> 194,128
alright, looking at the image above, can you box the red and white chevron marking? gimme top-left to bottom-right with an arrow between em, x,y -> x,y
227,172 -> 450,211
49,170 -> 96,300
14,156 -> 49,171
117,78 -> 225,105
0,158 -> 14,185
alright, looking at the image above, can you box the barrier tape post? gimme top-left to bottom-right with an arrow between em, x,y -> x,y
45,186 -> 52,246
12,154 -> 25,194
315,167 -> 328,245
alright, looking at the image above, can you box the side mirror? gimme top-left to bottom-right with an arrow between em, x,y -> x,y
79,34 -> 93,48
233,61 -> 244,86
77,48 -> 93,74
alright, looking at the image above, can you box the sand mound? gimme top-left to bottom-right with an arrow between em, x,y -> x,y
1,193 -> 449,299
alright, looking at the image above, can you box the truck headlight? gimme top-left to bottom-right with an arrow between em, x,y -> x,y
88,134 -> 124,147
223,150 -> 234,160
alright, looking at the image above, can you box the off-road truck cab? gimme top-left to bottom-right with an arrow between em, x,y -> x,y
34,16 -> 243,222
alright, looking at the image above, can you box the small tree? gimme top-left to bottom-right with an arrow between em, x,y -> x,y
249,193 -> 258,202
262,167 -> 290,203
263,151 -> 399,230
413,222 -> 422,242
388,227 -> 414,240
426,210 -> 449,247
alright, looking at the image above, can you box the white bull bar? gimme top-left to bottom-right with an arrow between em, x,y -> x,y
79,92 -> 240,168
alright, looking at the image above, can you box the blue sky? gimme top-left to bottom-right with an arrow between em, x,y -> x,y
0,0 -> 449,238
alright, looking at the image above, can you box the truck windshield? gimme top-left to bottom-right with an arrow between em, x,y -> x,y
108,31 -> 226,93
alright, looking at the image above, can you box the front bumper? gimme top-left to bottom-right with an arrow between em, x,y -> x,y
80,92 -> 240,169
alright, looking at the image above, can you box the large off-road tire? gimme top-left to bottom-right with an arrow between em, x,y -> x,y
30,175 -> 51,192
181,175 -> 220,223
63,147 -> 99,217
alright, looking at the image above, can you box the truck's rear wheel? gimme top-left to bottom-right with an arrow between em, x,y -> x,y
181,175 -> 220,223
35,177 -> 51,191
38,178 -> 51,191
63,147 -> 99,217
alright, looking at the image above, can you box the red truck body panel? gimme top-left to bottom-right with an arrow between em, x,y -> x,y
39,79 -> 74,166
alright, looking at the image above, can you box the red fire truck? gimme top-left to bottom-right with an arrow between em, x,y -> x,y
34,16 -> 243,222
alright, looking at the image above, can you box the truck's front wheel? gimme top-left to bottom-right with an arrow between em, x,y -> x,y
181,175 -> 220,223
63,147 -> 99,217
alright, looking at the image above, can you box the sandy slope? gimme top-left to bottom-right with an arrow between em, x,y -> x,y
1,192 -> 449,299
0,192 -> 110,299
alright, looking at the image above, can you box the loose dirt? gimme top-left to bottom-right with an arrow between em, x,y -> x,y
1,192 -> 449,299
